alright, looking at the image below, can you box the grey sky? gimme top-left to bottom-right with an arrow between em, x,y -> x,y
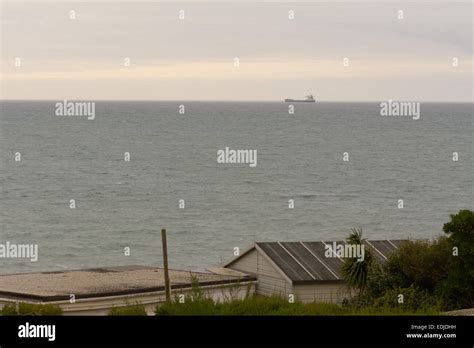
1,1 -> 472,101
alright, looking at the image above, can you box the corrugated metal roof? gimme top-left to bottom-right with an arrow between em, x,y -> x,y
255,240 -> 407,283
257,242 -> 311,282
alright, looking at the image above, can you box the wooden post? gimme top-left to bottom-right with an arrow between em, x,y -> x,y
161,228 -> 171,302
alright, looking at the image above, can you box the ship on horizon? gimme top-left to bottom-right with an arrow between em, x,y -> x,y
284,94 -> 315,103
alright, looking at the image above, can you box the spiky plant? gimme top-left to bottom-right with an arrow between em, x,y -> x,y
342,227 -> 373,295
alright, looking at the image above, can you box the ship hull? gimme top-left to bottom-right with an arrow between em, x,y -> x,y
284,99 -> 315,102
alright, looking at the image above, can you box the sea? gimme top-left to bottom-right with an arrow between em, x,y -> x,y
0,101 -> 472,274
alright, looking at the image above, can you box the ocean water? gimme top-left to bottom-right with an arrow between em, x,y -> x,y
0,101 -> 472,274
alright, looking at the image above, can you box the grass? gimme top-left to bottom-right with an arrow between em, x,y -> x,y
0,296 -> 440,316
155,295 -> 440,316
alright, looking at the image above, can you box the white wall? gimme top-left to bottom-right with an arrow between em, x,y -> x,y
227,249 -> 292,298
293,282 -> 352,303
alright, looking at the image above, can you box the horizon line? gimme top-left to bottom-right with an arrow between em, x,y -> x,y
1,99 -> 472,103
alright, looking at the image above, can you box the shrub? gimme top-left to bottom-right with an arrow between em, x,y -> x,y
383,238 -> 451,292
372,286 -> 441,312
108,304 -> 147,316
0,304 -> 18,315
1,302 -> 63,315
347,210 -> 474,311
441,209 -> 474,309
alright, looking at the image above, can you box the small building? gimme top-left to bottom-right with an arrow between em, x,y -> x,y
221,240 -> 406,303
0,265 -> 256,315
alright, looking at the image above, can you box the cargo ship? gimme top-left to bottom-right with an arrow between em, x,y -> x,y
284,94 -> 315,102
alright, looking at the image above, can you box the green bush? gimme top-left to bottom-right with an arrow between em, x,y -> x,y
441,209 -> 474,309
384,238 -> 451,292
344,210 -> 474,311
0,304 -> 18,315
108,304 -> 147,316
348,238 -> 458,311
1,302 -> 63,315
372,286 -> 441,311
156,296 -> 216,316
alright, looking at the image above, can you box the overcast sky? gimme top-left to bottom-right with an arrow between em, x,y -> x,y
1,1 -> 472,101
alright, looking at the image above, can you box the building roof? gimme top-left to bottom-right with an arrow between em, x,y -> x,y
0,265 -> 256,302
225,240 -> 408,284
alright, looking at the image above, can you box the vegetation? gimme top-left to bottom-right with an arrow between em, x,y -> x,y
341,227 -> 373,294
0,302 -> 63,315
108,304 -> 147,316
343,210 -> 474,311
440,209 -> 474,309
155,273 -> 438,316
155,292 -> 438,316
